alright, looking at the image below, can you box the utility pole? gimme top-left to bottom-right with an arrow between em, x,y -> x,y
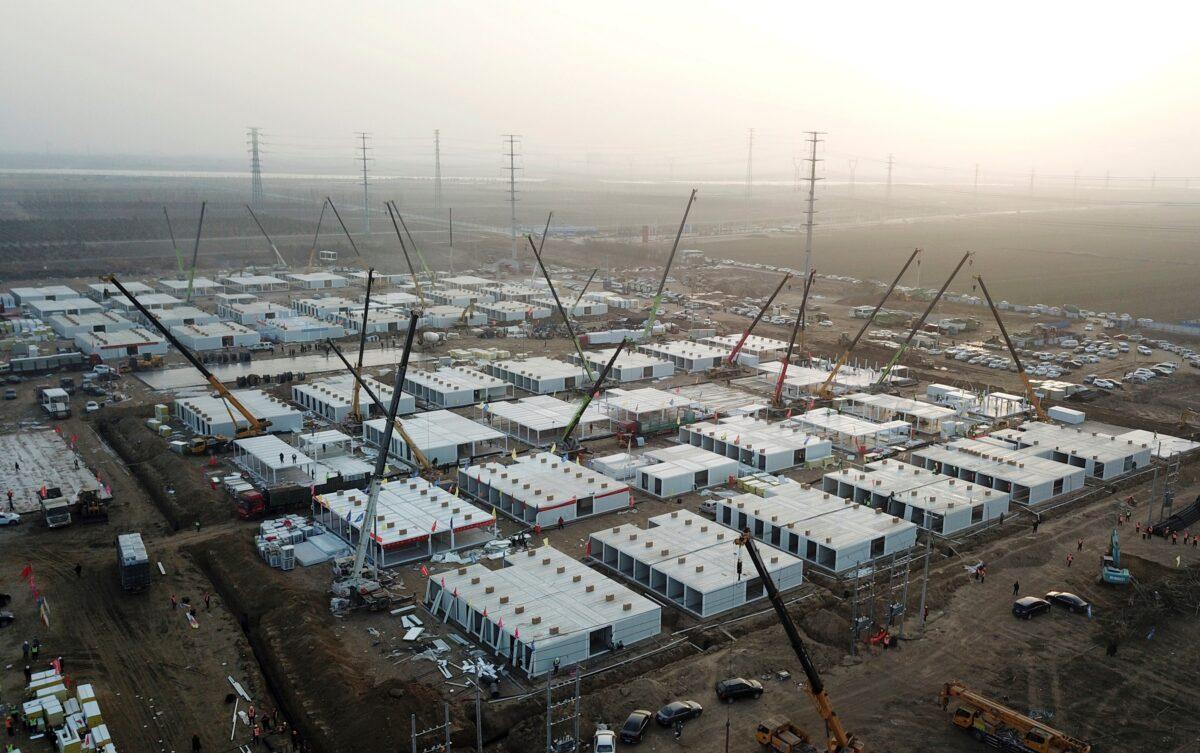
801,131 -> 824,282
434,129 -> 443,212
885,153 -> 894,198
503,134 -> 521,261
745,128 -> 754,198
917,532 -> 933,633
356,132 -> 372,234
247,127 -> 264,206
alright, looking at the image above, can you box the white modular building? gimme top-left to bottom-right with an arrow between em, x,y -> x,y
421,305 -> 486,329
699,333 -> 788,362
257,315 -> 345,343
333,307 -> 413,335
1114,429 -> 1200,460
990,422 -> 1152,480
10,285 -> 79,305
459,451 -> 632,526
316,476 -> 496,566
599,387 -> 704,435
28,298 -> 103,319
531,297 -> 608,318
837,392 -> 957,435
369,291 -> 421,308
438,275 -> 494,290
85,281 -> 154,303
404,366 -> 513,408
484,283 -> 543,302
170,321 -> 261,351
152,306 -> 220,329
175,389 -> 303,437
232,434 -> 317,486
569,349 -> 674,383
347,270 -> 411,287
428,288 -> 493,308
485,356 -> 589,394
476,300 -> 552,323
74,328 -> 168,361
589,510 -> 805,617
478,395 -> 608,447
291,296 -> 359,320
47,311 -> 136,339
910,438 -> 1086,505
634,444 -> 739,498
217,301 -> 296,326
583,291 -> 637,309
679,415 -> 833,472
755,361 -> 899,398
106,292 -> 182,316
822,459 -> 1011,534
213,292 -> 258,307
296,429 -> 374,485
363,410 -> 506,468
287,272 -> 349,289
157,277 -> 224,296
221,274 -> 290,292
782,408 -> 911,452
716,485 -> 918,574
637,340 -> 731,373
425,546 -> 661,676
291,373 -> 416,422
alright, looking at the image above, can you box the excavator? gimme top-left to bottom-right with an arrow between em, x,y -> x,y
101,275 -> 269,452
737,529 -> 864,753
974,276 -> 1049,422
940,682 -> 1092,753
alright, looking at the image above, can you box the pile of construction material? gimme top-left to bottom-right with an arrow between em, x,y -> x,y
22,668 -> 114,751
255,515 -> 314,570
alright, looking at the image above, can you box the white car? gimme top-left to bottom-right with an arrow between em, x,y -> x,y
593,726 -> 616,753
0,511 -> 19,526
85,401 -> 101,413
1137,346 -> 1153,356
819,320 -> 833,328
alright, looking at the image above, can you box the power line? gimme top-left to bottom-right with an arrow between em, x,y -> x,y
356,132 -> 373,234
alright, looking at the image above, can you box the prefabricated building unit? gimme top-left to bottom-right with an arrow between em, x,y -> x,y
428,288 -> 493,308
716,485 -> 919,574
425,546 -> 661,677
476,300 -> 552,323
257,316 -> 345,343
363,410 -> 506,468
315,476 -> 495,567
674,383 -> 767,419
29,298 -> 103,319
232,434 -> 317,486
484,356 -> 589,394
170,321 -> 261,351
287,272 -> 349,289
484,284 -> 543,302
583,291 -> 636,309
459,451 -> 631,526
990,422 -> 1152,480
174,389 -> 303,437
909,437 -> 1086,505
152,306 -> 220,329
679,415 -> 833,472
217,301 -> 296,326
48,312 -> 136,339
531,298 -> 608,318
107,293 -> 182,316
221,274 -> 290,293
74,328 -> 168,361
1114,429 -> 1200,460
348,270 -> 410,287
634,445 -> 739,499
404,366 -> 513,408
333,307 -> 413,335
291,296 -> 359,320
477,395 -> 608,447
569,349 -> 674,383
157,277 -> 224,296
589,510 -> 805,617
782,408 -> 911,453
292,373 -> 416,423
438,275 -> 494,290
637,340 -> 731,373
755,361 -> 896,398
837,392 -> 957,436
10,285 -> 80,304
421,305 -> 486,329
699,333 -> 788,363
599,387 -> 703,435
822,459 -> 1010,534
86,281 -> 154,303
369,291 -> 421,309
588,452 -> 655,482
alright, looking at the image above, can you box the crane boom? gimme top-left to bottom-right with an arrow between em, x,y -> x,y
571,269 -> 599,310
940,682 -> 1091,753
560,339 -> 628,449
306,198 -> 329,271
727,272 -> 791,365
162,206 -> 185,276
873,251 -> 972,388
102,275 -> 267,434
245,204 -> 289,268
974,275 -> 1049,421
393,205 -> 433,282
527,234 -> 594,381
350,269 -> 376,421
325,197 -> 361,258
385,201 -> 426,306
736,530 -> 861,752
185,201 -> 206,303
775,269 -> 817,405
643,189 -> 697,339
817,248 -> 920,398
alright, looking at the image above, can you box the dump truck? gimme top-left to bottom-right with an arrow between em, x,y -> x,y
116,532 -> 151,592
40,494 -> 72,528
940,682 -> 1092,753
755,718 -> 818,753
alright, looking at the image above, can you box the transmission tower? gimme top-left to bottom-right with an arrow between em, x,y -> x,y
434,129 -> 443,212
885,153 -> 894,198
503,134 -> 522,260
847,159 -> 858,197
802,131 -> 824,282
356,132 -> 372,234
745,128 -> 754,198
247,127 -> 264,206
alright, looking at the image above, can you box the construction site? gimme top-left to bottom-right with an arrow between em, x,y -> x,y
3,7 -> 1200,753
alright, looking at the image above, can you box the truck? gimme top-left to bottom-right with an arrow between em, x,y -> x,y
940,681 -> 1092,753
37,386 -> 71,418
76,488 -> 110,524
754,718 -> 818,753
1,351 -> 85,375
116,533 -> 151,592
40,494 -> 72,528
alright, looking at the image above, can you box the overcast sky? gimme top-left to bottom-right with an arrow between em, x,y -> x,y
3,1 -> 1198,180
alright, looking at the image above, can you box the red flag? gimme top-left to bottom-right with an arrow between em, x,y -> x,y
440,577 -> 446,588
19,563 -> 31,580
497,617 -> 503,628
420,565 -> 429,577
514,627 -> 520,638
585,540 -> 592,557
482,607 -> 488,617
431,520 -> 438,532
452,587 -> 458,598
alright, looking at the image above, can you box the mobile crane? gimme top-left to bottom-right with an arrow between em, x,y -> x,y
736,529 -> 864,753
101,275 -> 269,450
559,340 -> 628,455
774,269 -> 817,406
973,275 -> 1049,422
727,272 -> 791,366
939,682 -> 1091,753
642,189 -> 697,340
527,234 -> 593,380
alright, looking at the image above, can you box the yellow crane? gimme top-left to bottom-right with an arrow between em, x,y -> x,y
940,682 -> 1091,753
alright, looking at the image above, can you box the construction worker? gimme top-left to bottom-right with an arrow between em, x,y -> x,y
252,724 -> 261,747
30,637 -> 39,659
1066,554 -> 1074,568
74,563 -> 82,578
1077,538 -> 1084,551
557,516 -> 564,530
5,489 -> 12,511
1012,580 -> 1019,596
5,714 -> 12,737
191,733 -> 202,752
22,640 -> 28,660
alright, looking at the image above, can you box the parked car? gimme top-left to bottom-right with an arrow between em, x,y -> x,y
3,388 -> 14,400
592,725 -> 616,753
655,701 -> 703,727
715,677 -> 763,702
619,710 -> 652,744
0,610 -> 14,628
1045,591 -> 1090,614
85,401 -> 101,413
1012,596 -> 1051,620
698,499 -> 718,517
0,512 -> 20,526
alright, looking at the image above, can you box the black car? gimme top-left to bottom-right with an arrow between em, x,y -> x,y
1012,596 -> 1051,620
0,610 -> 14,628
654,701 -> 703,727
715,677 -> 763,702
619,710 -> 652,744
1045,591 -> 1090,614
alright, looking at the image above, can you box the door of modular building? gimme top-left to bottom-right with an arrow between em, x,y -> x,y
588,625 -> 613,656
577,496 -> 593,516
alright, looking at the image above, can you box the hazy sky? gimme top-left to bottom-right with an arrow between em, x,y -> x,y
3,1 -> 1198,180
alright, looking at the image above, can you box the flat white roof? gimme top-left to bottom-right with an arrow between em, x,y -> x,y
160,277 -> 221,290
701,333 -> 788,354
489,356 -> 587,382
366,410 -> 503,450
645,444 -> 736,474
408,366 -> 509,394
756,362 -> 891,390
288,272 -> 348,282
295,295 -> 358,310
639,340 -> 730,360
234,434 -> 313,471
171,321 -> 257,337
12,285 -> 78,298
1115,429 -> 1200,459
75,327 -> 165,348
915,438 -> 1084,486
482,395 -> 606,432
578,348 -> 671,370
674,383 -> 763,416
992,422 -> 1150,464
316,476 -> 493,546
177,389 -> 301,425
226,301 -> 293,315
88,282 -> 153,296
829,459 -> 1011,511
223,274 -> 288,285
297,429 -> 354,447
369,292 -> 421,307
839,392 -> 956,421
784,408 -> 910,439
48,312 -> 133,327
294,373 -> 415,413
111,292 -> 181,308
154,305 -> 216,322
462,451 -> 629,511
728,485 -> 917,548
440,275 -> 494,287
260,315 -> 342,333
685,415 -> 830,456
600,387 -> 702,415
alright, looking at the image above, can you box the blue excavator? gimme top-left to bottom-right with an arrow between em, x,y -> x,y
1101,528 -> 1133,585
